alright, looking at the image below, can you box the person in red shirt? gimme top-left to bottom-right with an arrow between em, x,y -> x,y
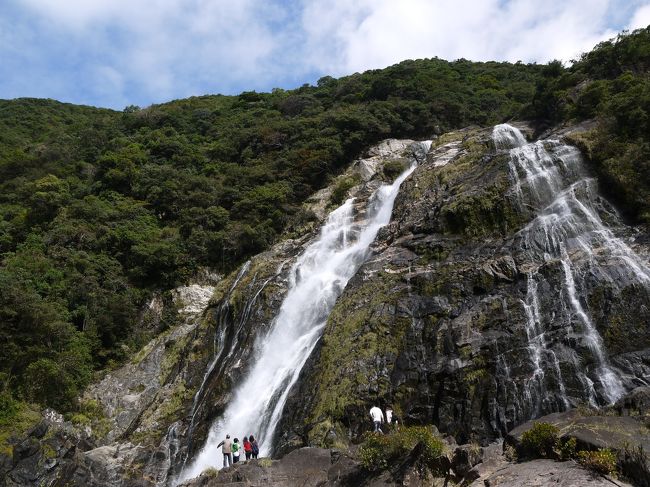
243,436 -> 253,460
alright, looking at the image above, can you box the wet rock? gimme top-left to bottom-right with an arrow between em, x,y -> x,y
278,123 -> 650,456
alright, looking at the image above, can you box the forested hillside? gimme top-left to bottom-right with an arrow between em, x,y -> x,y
0,26 -> 649,420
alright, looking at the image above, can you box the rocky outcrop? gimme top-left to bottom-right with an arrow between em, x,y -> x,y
1,282 -> 221,486
276,123 -> 650,454
474,459 -> 632,487
505,394 -> 650,487
177,440 -> 633,487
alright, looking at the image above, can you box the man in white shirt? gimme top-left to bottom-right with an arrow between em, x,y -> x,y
369,405 -> 384,433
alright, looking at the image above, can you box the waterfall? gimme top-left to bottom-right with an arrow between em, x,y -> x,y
177,154 -> 419,483
493,123 -> 650,409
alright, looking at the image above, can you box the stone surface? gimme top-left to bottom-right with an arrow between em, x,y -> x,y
474,459 -> 632,487
505,405 -> 650,487
179,448 -> 331,486
506,409 -> 650,454
276,124 -> 650,456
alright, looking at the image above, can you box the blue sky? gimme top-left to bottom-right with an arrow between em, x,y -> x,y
1,0 -> 649,110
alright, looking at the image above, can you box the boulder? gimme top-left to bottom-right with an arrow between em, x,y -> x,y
474,459 -> 632,487
506,409 -> 650,454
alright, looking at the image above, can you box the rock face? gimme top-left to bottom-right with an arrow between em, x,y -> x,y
4,124 -> 649,487
473,459 -> 632,487
505,400 -> 650,486
275,124 -> 650,453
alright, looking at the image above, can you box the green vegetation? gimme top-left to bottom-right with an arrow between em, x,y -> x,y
381,158 -> 408,180
67,398 -> 112,439
202,467 -> 219,478
530,26 -> 650,224
578,448 -> 618,476
359,426 -> 445,472
0,391 -> 41,456
330,174 -> 360,206
520,422 -> 560,458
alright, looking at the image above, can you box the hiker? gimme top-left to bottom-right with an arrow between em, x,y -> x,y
232,437 -> 241,463
250,435 -> 259,459
216,434 -> 233,467
393,413 -> 400,431
385,407 -> 393,431
370,405 -> 384,433
243,436 -> 253,460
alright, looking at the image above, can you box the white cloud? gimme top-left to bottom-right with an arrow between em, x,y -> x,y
628,4 -> 650,29
13,0 -> 284,104
299,0 -> 633,74
3,0 -> 650,108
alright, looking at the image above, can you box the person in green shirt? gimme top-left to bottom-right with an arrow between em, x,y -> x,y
232,437 -> 241,463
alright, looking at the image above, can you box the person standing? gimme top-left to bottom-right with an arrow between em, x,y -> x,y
216,434 -> 233,467
232,437 -> 241,463
250,435 -> 259,459
243,436 -> 253,460
369,405 -> 384,433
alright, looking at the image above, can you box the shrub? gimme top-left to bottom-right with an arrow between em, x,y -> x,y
619,444 -> 649,485
556,437 -> 577,460
329,175 -> 359,206
578,448 -> 618,476
504,444 -> 518,462
520,422 -> 559,458
202,467 -> 219,478
382,159 -> 408,180
359,432 -> 392,471
0,391 -> 18,423
359,425 -> 444,472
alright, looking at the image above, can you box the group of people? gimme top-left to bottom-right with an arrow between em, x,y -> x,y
216,406 -> 395,468
369,405 -> 398,434
217,434 -> 260,467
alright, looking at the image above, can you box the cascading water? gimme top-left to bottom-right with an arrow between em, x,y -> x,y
177,149 -> 422,483
494,123 -> 650,412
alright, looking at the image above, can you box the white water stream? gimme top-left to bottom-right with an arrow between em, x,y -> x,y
494,124 -> 650,408
178,150 -> 422,482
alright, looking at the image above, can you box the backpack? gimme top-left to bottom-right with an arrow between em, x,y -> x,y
252,441 -> 259,455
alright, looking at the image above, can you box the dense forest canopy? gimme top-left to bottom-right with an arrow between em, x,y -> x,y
0,26 -> 649,415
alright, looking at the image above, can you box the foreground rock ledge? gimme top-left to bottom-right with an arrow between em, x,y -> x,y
179,445 -> 633,487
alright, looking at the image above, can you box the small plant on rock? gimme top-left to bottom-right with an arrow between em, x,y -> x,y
359,426 -> 445,472
359,432 -> 392,471
555,436 -> 577,460
202,467 -> 218,478
504,444 -> 518,462
578,448 -> 618,476
520,422 -> 559,458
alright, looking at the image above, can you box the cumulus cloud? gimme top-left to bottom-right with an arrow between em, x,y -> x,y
1,0 -> 649,108
4,0 -> 287,106
629,4 -> 650,29
299,0 -> 634,74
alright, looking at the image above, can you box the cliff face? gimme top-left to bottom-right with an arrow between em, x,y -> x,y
276,123 -> 650,452
3,123 -> 649,487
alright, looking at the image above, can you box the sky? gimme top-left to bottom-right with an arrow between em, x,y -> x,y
1,0 -> 649,110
